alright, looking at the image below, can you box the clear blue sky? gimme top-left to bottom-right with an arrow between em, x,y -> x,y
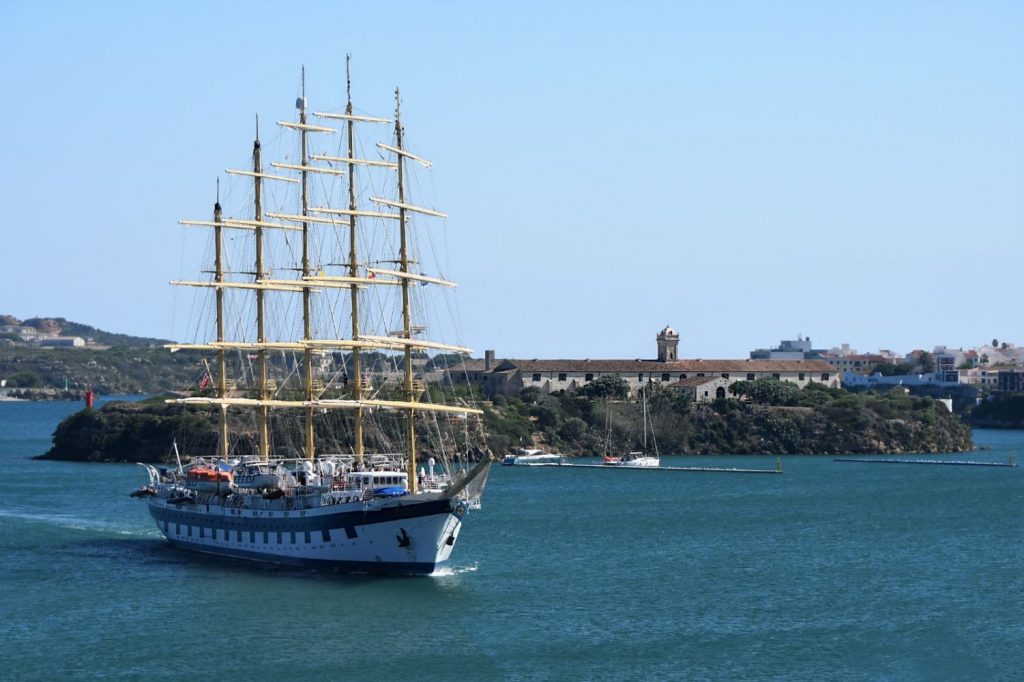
2,1 -> 1021,359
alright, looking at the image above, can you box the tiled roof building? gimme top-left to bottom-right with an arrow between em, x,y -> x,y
450,327 -> 840,399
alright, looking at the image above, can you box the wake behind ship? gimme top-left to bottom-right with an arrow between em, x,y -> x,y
132,60 -> 491,574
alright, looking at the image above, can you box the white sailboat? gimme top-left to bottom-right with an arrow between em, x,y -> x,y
604,387 -> 660,468
132,60 -> 491,574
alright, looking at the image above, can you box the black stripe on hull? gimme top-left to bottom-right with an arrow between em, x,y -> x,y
164,538 -> 441,575
149,496 -> 455,533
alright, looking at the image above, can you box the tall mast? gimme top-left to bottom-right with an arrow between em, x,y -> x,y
395,88 -> 417,492
253,116 -> 270,462
346,55 -> 365,464
642,385 -> 648,452
299,67 -> 316,460
213,183 -> 229,459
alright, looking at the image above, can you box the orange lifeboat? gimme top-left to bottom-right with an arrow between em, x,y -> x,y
186,466 -> 234,493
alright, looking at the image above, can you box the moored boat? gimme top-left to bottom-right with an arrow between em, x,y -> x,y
501,449 -> 566,466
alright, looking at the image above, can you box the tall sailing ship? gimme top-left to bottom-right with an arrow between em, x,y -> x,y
132,61 -> 491,574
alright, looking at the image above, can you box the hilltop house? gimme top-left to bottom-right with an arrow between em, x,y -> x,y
452,327 -> 840,400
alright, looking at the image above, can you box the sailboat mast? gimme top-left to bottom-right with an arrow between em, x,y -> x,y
642,386 -> 648,452
253,118 -> 270,462
299,68 -> 316,460
346,56 -> 365,464
395,88 -> 417,492
213,187 -> 229,459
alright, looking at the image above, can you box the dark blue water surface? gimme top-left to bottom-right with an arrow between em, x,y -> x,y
1,400 -> 1021,680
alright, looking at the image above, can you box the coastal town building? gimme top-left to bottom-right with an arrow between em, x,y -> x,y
749,336 -> 827,360
821,353 -> 888,375
39,336 -> 86,348
958,368 -> 1001,387
0,325 -> 40,341
453,327 -> 840,399
997,370 -> 1024,392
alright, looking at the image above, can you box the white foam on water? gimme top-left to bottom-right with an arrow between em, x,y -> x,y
430,562 -> 479,577
0,507 -> 159,537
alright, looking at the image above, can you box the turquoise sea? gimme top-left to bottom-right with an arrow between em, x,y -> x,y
1,400 -> 1022,681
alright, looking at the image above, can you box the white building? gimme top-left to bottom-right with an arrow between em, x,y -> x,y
455,327 -> 841,397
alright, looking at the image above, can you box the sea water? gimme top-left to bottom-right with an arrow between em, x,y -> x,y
1,400 -> 1021,681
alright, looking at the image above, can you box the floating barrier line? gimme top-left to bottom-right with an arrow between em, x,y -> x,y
561,463 -> 782,474
834,458 -> 1017,468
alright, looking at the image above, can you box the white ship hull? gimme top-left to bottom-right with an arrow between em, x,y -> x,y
147,493 -> 467,574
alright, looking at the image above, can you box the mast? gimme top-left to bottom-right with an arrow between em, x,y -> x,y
641,386 -> 648,452
253,117 -> 270,462
346,55 -> 365,464
213,183 -> 229,459
299,67 -> 316,460
395,88 -> 417,493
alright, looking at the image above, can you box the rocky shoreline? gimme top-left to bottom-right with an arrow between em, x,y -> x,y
39,384 -> 974,463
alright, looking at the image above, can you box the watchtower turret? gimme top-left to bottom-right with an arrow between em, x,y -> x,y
656,326 -> 679,362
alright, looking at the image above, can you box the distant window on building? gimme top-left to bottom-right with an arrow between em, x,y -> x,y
716,387 -> 726,399
747,373 -> 755,381
662,373 -> 670,382
558,373 -> 567,381
721,373 -> 729,379
798,373 -> 805,381
821,373 -> 830,381
532,373 -> 541,382
679,374 -> 686,380
638,373 -> 644,381
772,373 -> 780,380
585,373 -> 594,381
696,373 -> 705,378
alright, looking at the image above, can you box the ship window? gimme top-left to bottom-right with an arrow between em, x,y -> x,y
188,525 -> 193,537
175,523 -> 180,535
250,530 -> 256,543
304,531 -> 312,544
236,530 -> 242,542
345,526 -> 358,539
263,531 -> 269,544
199,527 -> 205,539
558,373 -> 567,381
533,373 -> 541,381
276,531 -> 283,544
290,532 -> 297,544
322,529 -> 331,542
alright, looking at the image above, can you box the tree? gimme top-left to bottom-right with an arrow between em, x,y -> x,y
528,401 -> 559,429
577,374 -> 629,400
7,370 -> 43,388
871,362 -> 915,376
918,352 -> 936,374
729,378 -> 799,406
557,417 -> 588,441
